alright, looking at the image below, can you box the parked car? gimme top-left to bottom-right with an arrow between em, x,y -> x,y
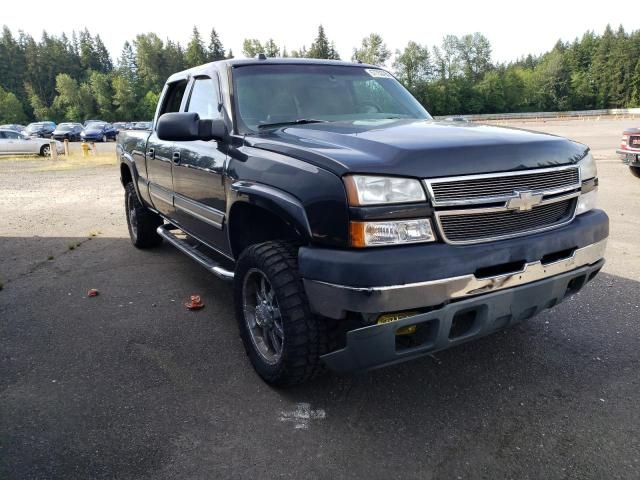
131,121 -> 152,130
83,119 -> 105,127
25,121 -> 56,138
118,58 -> 608,386
0,124 -> 26,132
80,122 -> 117,142
444,116 -> 469,123
0,128 -> 64,156
113,122 -> 131,132
51,122 -> 84,141
617,127 -> 640,178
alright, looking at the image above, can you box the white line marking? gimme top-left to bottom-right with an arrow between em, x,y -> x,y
279,403 -> 326,430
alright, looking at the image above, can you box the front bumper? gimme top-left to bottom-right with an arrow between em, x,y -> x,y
617,149 -> 640,165
304,239 -> 606,319
321,258 -> 604,372
300,210 -> 608,319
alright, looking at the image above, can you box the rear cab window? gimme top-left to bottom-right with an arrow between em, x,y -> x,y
158,80 -> 189,119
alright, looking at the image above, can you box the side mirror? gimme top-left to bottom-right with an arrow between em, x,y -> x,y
156,112 -> 227,142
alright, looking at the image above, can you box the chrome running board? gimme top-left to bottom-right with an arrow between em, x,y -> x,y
156,225 -> 234,281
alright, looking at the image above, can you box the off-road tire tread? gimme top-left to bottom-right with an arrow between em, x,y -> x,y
234,241 -> 337,386
125,182 -> 162,248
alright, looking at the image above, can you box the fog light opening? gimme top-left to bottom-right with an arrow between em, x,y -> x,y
449,310 -> 478,339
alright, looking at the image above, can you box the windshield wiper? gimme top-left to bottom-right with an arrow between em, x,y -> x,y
257,119 -> 327,130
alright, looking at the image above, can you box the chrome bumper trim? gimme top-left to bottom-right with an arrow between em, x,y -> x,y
303,239 -> 607,319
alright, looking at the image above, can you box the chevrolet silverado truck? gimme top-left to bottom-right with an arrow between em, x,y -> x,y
617,127 -> 640,178
117,58 -> 608,385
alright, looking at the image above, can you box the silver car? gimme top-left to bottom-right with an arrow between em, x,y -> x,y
0,128 -> 64,156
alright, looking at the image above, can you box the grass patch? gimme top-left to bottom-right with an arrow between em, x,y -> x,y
0,152 -> 117,172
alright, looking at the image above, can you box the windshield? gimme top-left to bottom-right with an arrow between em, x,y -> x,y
58,125 -> 73,131
89,123 -> 106,129
232,64 -> 431,133
27,123 -> 43,131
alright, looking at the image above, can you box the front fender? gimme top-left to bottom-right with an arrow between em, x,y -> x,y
118,144 -> 150,206
228,181 -> 313,241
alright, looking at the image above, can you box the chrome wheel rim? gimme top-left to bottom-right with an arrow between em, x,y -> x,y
127,194 -> 138,239
42,146 -> 50,156
242,268 -> 284,364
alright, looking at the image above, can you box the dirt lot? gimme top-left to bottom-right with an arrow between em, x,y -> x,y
1,119 -> 639,479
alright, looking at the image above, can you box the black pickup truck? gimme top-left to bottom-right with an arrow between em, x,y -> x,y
117,58 -> 608,385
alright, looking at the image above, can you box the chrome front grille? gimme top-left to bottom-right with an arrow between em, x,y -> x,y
424,166 -> 581,245
427,166 -> 580,206
438,199 -> 575,244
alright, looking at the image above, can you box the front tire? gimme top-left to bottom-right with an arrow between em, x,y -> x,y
125,182 -> 162,248
40,145 -> 51,157
630,166 -> 640,179
234,241 -> 328,386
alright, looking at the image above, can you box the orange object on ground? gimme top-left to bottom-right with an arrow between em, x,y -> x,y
185,295 -> 204,310
87,289 -> 99,297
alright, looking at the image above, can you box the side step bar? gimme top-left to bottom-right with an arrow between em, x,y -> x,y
156,225 -> 234,281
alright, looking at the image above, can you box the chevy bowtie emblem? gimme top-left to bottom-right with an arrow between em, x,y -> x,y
506,190 -> 543,212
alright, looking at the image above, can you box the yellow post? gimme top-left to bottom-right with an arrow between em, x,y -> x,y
63,139 -> 69,156
81,142 -> 90,157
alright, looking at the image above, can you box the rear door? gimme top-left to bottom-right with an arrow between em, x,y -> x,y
2,130 -> 27,153
146,79 -> 189,217
171,75 -> 229,252
0,131 -> 7,153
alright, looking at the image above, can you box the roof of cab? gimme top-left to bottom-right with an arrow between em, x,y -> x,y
166,57 -> 379,83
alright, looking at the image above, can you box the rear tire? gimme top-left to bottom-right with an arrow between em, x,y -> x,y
234,241 -> 330,386
630,166 -> 640,179
125,182 -> 163,248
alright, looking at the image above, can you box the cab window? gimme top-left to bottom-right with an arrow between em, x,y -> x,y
159,80 -> 189,116
186,77 -> 221,120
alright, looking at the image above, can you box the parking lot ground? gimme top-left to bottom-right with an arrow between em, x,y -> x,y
1,119 -> 639,479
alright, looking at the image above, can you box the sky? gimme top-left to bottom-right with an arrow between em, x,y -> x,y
3,0 -> 638,64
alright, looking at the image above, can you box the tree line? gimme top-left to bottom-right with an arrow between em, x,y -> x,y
1,24 -> 639,124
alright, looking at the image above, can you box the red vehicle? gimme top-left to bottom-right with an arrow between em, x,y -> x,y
618,128 -> 640,178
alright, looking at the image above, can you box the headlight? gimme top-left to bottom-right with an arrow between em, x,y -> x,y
578,152 -> 597,180
575,189 -> 597,215
576,152 -> 598,215
350,219 -> 435,247
344,175 -> 426,205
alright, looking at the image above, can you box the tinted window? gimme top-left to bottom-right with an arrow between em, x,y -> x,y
186,77 -> 221,119
4,131 -> 20,139
160,80 -> 188,116
233,64 -> 430,132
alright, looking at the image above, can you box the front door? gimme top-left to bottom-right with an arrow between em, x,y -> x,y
146,79 -> 189,217
172,75 -> 230,254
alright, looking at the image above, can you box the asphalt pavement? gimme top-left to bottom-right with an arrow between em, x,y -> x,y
1,119 -> 639,479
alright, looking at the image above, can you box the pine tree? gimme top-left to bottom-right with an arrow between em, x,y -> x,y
264,39 -> 280,57
207,28 -> 225,61
308,25 -> 330,59
94,35 -> 113,72
185,26 -> 207,67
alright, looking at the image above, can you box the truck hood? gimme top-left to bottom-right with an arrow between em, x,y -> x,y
245,119 -> 588,178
